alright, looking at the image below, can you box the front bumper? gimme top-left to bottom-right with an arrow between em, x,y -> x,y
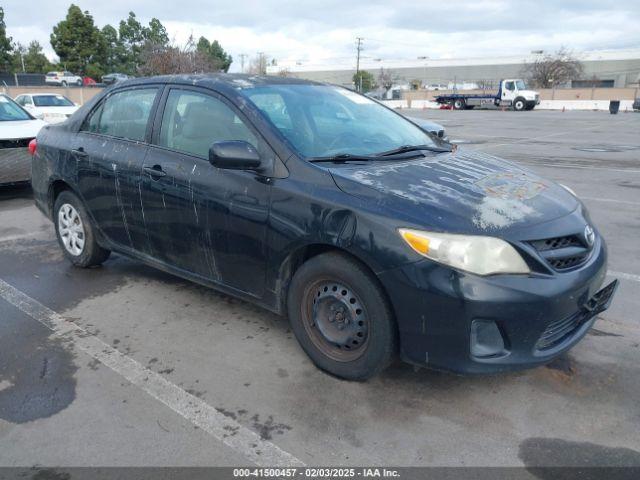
0,147 -> 31,185
377,240 -> 614,374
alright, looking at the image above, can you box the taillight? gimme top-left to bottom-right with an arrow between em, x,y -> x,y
28,138 -> 37,156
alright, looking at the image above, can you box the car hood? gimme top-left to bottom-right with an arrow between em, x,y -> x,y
34,106 -> 78,115
329,148 -> 579,235
0,119 -> 47,140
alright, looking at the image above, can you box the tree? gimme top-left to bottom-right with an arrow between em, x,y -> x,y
196,37 -> 232,72
12,41 -> 52,73
145,18 -> 169,46
0,7 -> 13,72
139,35 -> 214,76
352,70 -> 375,92
100,24 -> 126,73
118,13 -> 169,74
50,5 -> 105,75
523,48 -> 584,88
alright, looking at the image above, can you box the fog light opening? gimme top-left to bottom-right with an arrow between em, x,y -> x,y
470,320 -> 506,358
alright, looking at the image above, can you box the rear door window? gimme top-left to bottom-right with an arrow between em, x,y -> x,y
81,88 -> 158,142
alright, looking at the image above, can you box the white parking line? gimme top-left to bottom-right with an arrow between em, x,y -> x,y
517,162 -> 640,174
608,271 -> 640,283
0,278 -> 304,467
580,197 -> 640,207
0,232 -> 50,244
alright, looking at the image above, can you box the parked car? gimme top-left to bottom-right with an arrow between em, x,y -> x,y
633,98 -> 640,111
30,75 -> 617,380
83,77 -> 98,87
14,93 -> 79,124
0,94 -> 46,185
405,115 -> 448,141
45,71 -> 83,87
102,73 -> 131,85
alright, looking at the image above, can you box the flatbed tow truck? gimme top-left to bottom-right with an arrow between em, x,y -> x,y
435,79 -> 540,111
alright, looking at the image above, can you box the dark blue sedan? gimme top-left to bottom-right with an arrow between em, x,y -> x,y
29,74 -> 616,379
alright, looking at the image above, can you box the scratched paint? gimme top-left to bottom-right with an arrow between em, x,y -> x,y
330,148 -> 568,231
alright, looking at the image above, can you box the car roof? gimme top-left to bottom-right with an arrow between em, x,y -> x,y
116,73 -> 324,93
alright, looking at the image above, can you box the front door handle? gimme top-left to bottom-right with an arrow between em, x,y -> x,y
71,147 -> 87,157
143,165 -> 167,178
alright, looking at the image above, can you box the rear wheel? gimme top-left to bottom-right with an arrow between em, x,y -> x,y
61,80 -> 67,87
287,252 -> 397,380
54,191 -> 111,268
76,79 -> 82,86
453,98 -> 466,110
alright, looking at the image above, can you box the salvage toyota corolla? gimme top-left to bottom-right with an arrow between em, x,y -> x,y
30,74 -> 617,380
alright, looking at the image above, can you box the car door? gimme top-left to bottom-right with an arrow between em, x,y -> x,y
74,86 -> 161,252
502,81 -> 515,102
141,86 -> 272,297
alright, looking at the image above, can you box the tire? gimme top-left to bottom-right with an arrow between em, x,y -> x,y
287,252 -> 397,380
76,79 -> 82,86
61,80 -> 67,87
453,98 -> 466,110
513,97 -> 526,111
54,190 -> 111,268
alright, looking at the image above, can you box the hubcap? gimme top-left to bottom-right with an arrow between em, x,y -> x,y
303,281 -> 369,362
58,204 -> 85,256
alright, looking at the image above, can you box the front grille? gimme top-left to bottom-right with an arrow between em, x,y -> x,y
529,234 -> 591,271
536,309 -> 590,350
0,138 -> 33,149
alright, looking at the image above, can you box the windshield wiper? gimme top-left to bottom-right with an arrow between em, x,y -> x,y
376,144 -> 450,157
310,153 -> 376,163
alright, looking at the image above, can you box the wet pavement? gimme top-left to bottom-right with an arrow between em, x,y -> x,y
0,109 -> 639,467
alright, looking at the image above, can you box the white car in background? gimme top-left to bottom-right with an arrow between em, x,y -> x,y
15,93 -> 79,124
45,71 -> 83,87
0,94 -> 46,186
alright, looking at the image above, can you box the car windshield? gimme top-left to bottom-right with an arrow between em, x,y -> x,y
0,96 -> 32,121
242,84 -> 436,158
33,95 -> 74,107
515,80 -> 526,90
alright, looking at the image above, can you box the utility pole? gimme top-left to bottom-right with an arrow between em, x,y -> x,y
355,37 -> 363,92
239,53 -> 247,73
257,52 -> 266,74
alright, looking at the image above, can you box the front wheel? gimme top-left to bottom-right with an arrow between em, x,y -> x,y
287,252 -> 397,380
54,190 -> 111,267
513,98 -> 526,111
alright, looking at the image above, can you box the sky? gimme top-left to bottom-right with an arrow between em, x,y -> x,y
3,0 -> 639,71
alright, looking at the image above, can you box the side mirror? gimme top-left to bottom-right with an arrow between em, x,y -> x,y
209,141 -> 262,171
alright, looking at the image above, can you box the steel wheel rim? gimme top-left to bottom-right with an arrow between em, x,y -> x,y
301,279 -> 370,362
58,203 -> 85,256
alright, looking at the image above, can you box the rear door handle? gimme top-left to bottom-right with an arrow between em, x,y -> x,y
71,147 -> 88,157
143,165 -> 167,178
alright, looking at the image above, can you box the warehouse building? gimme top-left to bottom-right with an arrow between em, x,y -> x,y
267,48 -> 640,89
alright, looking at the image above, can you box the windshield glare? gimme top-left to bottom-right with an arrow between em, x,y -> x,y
0,96 -> 32,121
34,95 -> 74,107
242,85 -> 436,158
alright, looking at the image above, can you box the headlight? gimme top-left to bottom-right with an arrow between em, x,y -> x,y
398,228 -> 530,275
